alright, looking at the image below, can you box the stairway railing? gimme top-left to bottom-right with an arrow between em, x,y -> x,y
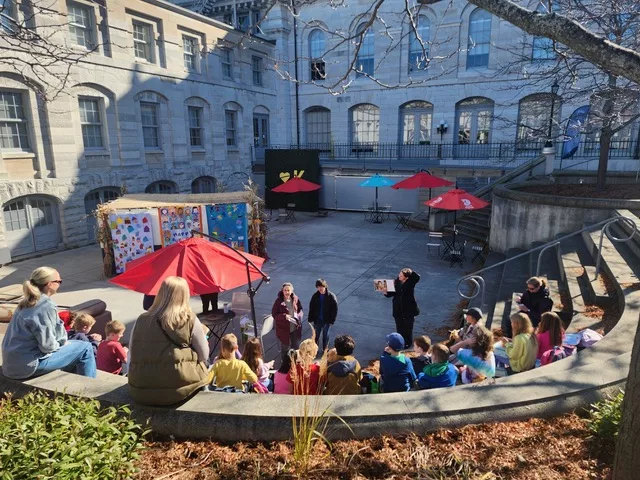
456,215 -> 639,304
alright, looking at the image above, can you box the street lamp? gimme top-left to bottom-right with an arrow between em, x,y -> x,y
544,79 -> 560,150
436,120 -> 448,142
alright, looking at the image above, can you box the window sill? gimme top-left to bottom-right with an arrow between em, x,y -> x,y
84,149 -> 110,156
2,151 -> 36,159
135,59 -> 157,66
190,148 -> 206,153
144,149 -> 164,154
226,147 -> 239,152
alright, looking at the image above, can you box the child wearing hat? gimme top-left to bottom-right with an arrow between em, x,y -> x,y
379,332 -> 416,393
452,307 -> 483,342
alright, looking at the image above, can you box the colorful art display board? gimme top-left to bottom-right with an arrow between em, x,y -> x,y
108,213 -> 155,274
206,203 -> 249,252
158,206 -> 203,247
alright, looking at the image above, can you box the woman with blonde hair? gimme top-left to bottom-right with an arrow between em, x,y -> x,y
501,312 -> 538,374
128,276 -> 210,405
1,267 -> 96,379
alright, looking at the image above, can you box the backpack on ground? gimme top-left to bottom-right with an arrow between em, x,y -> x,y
541,346 -> 568,366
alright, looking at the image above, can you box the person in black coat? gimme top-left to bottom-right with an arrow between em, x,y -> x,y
308,279 -> 338,352
515,276 -> 552,329
384,268 -> 420,349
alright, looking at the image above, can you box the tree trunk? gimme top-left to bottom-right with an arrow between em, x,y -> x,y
613,320 -> 640,479
596,129 -> 612,191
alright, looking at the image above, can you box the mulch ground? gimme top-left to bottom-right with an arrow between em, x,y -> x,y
518,184 -> 639,199
134,413 -> 612,479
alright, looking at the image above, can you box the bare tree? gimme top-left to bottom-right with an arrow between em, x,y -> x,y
0,0 -> 107,100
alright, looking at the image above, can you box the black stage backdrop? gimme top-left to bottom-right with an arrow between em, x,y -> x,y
265,149 -> 320,211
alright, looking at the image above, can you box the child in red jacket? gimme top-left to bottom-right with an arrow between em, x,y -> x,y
97,320 -> 128,375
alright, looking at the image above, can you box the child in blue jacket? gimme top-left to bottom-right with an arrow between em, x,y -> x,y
379,333 -> 416,392
417,343 -> 458,389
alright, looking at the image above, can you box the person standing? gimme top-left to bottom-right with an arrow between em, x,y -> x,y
307,279 -> 338,352
272,282 -> 304,360
384,268 -> 420,349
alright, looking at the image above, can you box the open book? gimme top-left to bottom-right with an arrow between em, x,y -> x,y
374,279 -> 395,292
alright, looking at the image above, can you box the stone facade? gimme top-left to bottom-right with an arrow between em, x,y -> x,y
0,0 -> 277,261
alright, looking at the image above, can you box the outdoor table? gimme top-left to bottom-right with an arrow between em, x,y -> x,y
198,310 -> 236,361
447,241 -> 467,268
394,213 -> 412,231
369,208 -> 385,224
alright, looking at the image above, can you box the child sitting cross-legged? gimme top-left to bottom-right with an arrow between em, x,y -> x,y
242,337 -> 274,391
68,313 -> 102,356
210,333 -> 257,390
500,312 -> 537,374
97,320 -> 128,375
380,332 -> 416,393
450,324 -> 495,384
325,334 -> 362,395
417,343 -> 458,389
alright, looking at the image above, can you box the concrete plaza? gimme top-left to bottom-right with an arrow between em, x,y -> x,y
0,212 -> 472,364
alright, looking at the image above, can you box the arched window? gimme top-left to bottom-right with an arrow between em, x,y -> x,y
355,23 -> 374,77
467,9 -> 491,69
516,93 -> 561,150
305,107 -> 331,144
309,29 -> 326,81
191,176 -> 217,194
408,16 -> 430,72
84,187 -> 120,242
585,91 -> 638,152
400,101 -> 433,144
456,97 -> 494,144
350,104 -> 379,144
145,180 -> 178,194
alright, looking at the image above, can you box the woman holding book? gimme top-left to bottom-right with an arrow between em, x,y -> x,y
384,268 -> 420,349
272,282 -> 304,361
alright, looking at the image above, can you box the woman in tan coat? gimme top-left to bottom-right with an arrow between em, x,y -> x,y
128,276 -> 210,405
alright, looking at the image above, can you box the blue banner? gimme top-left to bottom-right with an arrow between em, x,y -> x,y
562,105 -> 590,159
206,203 -> 249,252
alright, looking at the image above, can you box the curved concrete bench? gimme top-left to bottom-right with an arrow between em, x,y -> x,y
1,235 -> 638,441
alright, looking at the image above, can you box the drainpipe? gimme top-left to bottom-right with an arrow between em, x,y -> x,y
291,0 -> 301,146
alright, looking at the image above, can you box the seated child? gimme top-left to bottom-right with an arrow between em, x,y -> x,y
536,311 -> 564,360
452,308 -> 483,342
242,337 -> 274,391
96,320 -> 128,375
417,343 -> 458,389
287,338 -> 323,395
274,350 -> 295,394
501,312 -> 537,373
450,324 -> 495,384
210,333 -> 257,389
67,313 -> 102,356
410,335 -> 432,374
325,334 -> 362,395
379,333 -> 416,393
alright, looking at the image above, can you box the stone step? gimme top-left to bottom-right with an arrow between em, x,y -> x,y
559,249 -> 586,316
455,221 -> 489,237
464,252 -> 506,329
456,228 -> 490,243
584,230 -> 640,286
457,217 -> 490,229
582,266 -> 614,306
493,248 -> 530,334
610,223 -> 640,261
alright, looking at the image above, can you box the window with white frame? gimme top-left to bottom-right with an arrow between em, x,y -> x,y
408,16 -> 430,72
68,2 -> 94,49
309,29 -> 326,81
225,110 -> 237,147
78,98 -> 103,149
183,35 -> 198,71
517,94 -> 560,149
188,106 -> 203,148
305,107 -> 331,144
133,21 -> 154,62
467,9 -> 491,69
140,102 -> 159,149
252,56 -> 263,86
401,101 -> 432,144
1,0 -> 16,33
221,49 -> 232,78
355,23 -> 374,77
351,104 -> 379,143
456,97 -> 493,144
0,91 -> 30,150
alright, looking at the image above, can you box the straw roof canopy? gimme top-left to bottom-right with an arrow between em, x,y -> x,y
102,192 -> 261,211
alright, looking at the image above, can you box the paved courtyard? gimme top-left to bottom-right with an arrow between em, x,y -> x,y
0,211 -> 472,365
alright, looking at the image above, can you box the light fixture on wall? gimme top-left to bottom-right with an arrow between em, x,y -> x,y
436,120 -> 448,142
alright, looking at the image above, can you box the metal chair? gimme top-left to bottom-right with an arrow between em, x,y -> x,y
283,203 -> 296,222
382,204 -> 393,221
427,232 -> 443,257
259,314 -> 274,352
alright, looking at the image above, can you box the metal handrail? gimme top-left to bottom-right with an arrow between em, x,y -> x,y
456,215 -> 639,303
457,275 -> 486,308
536,241 -> 560,276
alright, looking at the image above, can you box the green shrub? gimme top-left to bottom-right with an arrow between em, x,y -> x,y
0,391 -> 148,480
586,390 -> 624,440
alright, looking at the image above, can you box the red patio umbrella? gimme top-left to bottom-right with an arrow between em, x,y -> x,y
425,189 -> 490,243
110,237 -> 266,296
393,171 -> 454,219
271,177 -> 321,193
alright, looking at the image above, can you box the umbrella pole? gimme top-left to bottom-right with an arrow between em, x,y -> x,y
375,187 -> 379,211
245,261 -> 260,338
453,210 -> 457,245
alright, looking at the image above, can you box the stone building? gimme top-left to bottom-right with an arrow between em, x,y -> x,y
0,0 -> 277,261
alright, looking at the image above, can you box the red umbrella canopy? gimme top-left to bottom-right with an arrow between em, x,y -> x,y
424,189 -> 490,211
271,177 -> 321,193
392,172 -> 453,189
109,237 -> 266,295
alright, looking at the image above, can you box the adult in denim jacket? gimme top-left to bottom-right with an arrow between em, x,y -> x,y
1,267 -> 96,379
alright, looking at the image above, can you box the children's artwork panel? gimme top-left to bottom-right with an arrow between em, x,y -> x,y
158,206 -> 203,247
109,213 -> 155,274
206,203 -> 249,252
